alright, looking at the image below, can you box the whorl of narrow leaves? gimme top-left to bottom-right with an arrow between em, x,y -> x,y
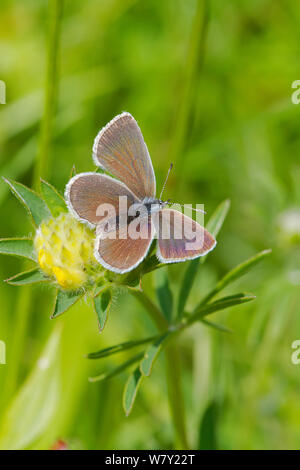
88,245 -> 271,416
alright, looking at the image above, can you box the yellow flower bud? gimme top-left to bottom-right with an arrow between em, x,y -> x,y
34,213 -> 101,289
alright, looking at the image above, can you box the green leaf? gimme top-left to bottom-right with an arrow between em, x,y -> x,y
5,268 -> 48,286
198,401 -> 219,450
89,352 -> 144,383
0,238 -> 36,261
0,327 -> 61,450
140,332 -> 170,376
200,318 -> 233,333
93,288 -> 112,332
200,249 -> 272,305
176,261 -> 198,317
4,178 -> 51,227
123,366 -> 144,416
40,179 -> 67,217
177,199 -> 230,318
51,289 -> 83,319
155,269 -> 173,322
87,334 -> 159,359
190,293 -> 256,323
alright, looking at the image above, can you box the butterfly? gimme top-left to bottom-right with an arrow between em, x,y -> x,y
65,112 -> 216,273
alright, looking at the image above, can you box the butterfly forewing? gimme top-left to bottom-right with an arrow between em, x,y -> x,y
92,112 -> 156,200
65,172 -> 139,227
154,209 -> 216,263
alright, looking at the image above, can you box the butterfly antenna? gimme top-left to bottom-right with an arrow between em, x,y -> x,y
159,163 -> 173,200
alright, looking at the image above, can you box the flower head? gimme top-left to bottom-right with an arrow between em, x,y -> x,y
34,212 -> 98,289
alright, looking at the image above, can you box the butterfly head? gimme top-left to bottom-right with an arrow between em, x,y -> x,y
142,197 -> 169,214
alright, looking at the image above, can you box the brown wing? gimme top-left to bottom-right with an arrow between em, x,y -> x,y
65,172 -> 138,227
154,209 -> 216,263
95,216 -> 155,273
92,112 -> 156,200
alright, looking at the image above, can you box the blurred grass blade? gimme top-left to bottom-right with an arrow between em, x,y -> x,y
201,249 -> 272,305
0,327 -> 61,450
40,179 -> 67,216
70,165 -> 76,178
93,288 -> 112,332
4,178 -> 51,226
87,335 -> 159,360
0,137 -> 37,206
51,289 -> 83,318
0,238 -> 36,261
190,293 -> 256,323
177,199 -> 231,318
123,366 -> 144,416
155,269 -> 173,322
140,332 -> 171,377
89,352 -> 144,383
5,268 -> 48,286
205,199 -> 231,242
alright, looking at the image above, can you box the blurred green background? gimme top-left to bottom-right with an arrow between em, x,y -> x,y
0,0 -> 300,450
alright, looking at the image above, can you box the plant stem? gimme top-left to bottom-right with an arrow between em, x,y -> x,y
128,288 -> 168,331
129,288 -> 189,449
33,0 -> 64,189
164,343 -> 189,449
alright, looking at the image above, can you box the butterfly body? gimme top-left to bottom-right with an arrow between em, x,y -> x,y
141,198 -> 168,214
65,112 -> 216,274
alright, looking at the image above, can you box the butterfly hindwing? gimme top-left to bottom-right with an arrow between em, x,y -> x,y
154,209 -> 216,263
95,215 -> 155,273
